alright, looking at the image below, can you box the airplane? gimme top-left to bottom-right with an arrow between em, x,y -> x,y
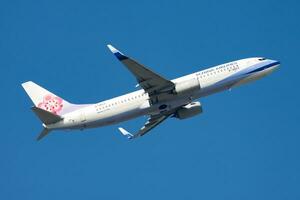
22,44 -> 280,141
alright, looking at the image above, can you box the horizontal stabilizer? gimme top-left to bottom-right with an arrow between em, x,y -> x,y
31,106 -> 63,125
37,128 -> 51,141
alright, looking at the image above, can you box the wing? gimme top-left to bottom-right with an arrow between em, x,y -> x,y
118,113 -> 170,139
107,44 -> 174,95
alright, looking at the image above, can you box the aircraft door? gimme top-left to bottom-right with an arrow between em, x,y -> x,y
196,74 -> 202,90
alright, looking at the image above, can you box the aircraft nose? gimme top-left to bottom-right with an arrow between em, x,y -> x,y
267,59 -> 280,74
270,59 -> 280,67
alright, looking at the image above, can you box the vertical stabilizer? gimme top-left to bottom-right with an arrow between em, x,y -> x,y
22,81 -> 87,115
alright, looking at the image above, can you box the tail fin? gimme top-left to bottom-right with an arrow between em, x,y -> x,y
22,81 -> 77,115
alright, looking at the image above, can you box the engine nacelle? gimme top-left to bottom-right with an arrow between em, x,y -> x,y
175,101 -> 203,120
174,77 -> 200,96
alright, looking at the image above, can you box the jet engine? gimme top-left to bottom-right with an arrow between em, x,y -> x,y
174,101 -> 203,120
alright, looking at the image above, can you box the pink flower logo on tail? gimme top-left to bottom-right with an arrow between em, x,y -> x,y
38,94 -> 63,114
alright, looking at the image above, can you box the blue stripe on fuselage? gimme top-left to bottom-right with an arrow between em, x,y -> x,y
209,60 -> 279,88
245,61 -> 280,74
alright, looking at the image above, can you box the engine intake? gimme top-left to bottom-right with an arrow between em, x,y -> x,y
175,101 -> 203,119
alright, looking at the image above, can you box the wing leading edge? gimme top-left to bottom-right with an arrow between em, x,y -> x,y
107,44 -> 174,95
118,113 -> 170,139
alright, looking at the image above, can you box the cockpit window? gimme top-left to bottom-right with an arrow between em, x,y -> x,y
258,58 -> 266,61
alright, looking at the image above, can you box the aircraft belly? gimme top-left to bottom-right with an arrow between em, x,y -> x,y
232,68 -> 275,87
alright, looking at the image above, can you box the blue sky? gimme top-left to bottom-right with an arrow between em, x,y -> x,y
1,0 -> 300,199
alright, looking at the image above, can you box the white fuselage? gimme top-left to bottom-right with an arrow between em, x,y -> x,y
46,57 -> 279,130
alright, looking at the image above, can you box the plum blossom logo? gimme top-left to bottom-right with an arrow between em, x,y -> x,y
38,94 -> 63,114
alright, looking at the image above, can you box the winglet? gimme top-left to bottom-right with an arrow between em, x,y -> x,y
118,127 -> 134,139
107,44 -> 128,61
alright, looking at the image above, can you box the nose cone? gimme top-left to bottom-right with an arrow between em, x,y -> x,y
273,59 -> 280,65
270,59 -> 280,68
266,59 -> 280,74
